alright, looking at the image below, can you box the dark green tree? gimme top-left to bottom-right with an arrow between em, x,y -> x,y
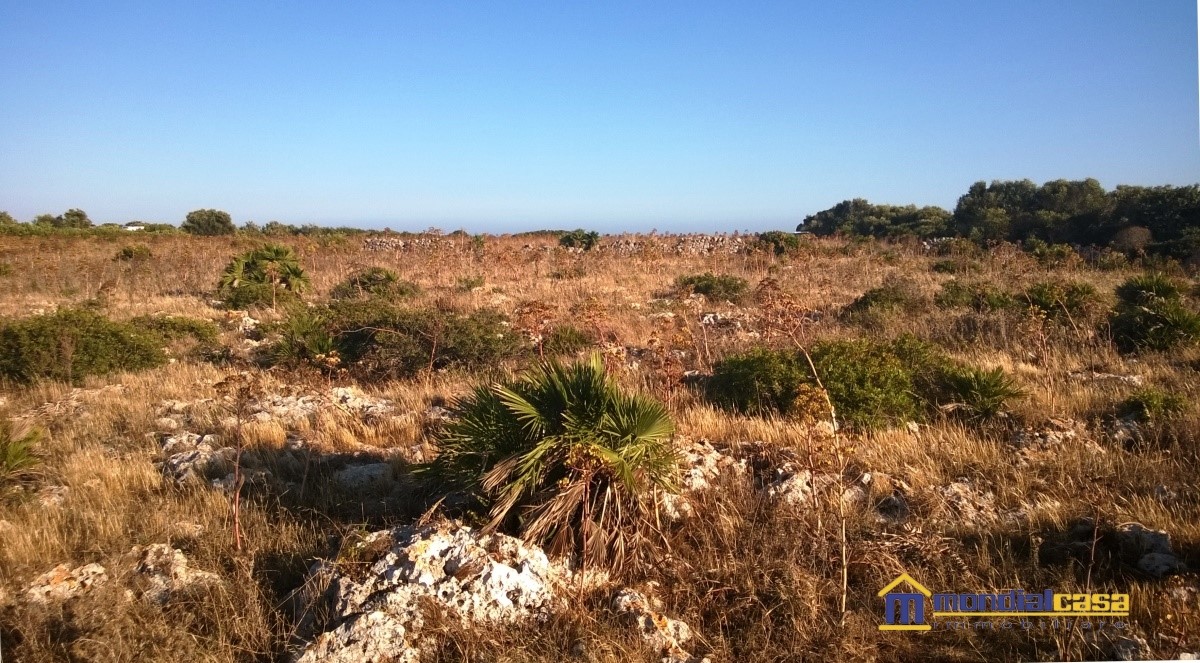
31,210 -> 92,229
800,199 -> 951,238
182,208 -> 235,236
59,208 -> 92,228
559,229 -> 600,251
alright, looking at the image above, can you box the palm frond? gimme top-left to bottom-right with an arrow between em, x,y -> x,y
422,354 -> 679,570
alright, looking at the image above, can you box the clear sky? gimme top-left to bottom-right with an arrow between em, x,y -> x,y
1,1 -> 1197,233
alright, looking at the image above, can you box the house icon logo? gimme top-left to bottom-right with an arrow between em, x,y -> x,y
878,572 -> 932,631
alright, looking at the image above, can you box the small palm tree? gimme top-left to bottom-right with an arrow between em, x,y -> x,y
219,244 -> 310,310
1,420 -> 41,484
429,355 -> 678,571
941,366 -> 1024,419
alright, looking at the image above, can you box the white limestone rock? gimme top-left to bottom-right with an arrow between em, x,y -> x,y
26,562 -> 108,604
295,523 -> 568,663
612,587 -> 709,663
128,544 -> 223,604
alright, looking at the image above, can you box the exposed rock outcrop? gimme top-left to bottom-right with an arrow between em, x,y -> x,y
295,523 -> 571,663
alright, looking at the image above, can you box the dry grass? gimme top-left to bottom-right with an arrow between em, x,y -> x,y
1,232 -> 1197,662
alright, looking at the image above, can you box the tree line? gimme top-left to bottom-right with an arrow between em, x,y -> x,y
800,179 -> 1200,260
0,208 -> 367,237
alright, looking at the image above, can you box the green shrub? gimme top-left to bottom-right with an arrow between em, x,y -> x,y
935,280 -> 1016,312
1116,387 -> 1187,422
704,348 -> 812,418
1115,273 -> 1184,306
271,307 -> 339,369
113,244 -> 152,263
707,339 -> 926,429
549,264 -> 587,280
129,315 -> 219,343
558,229 -> 600,251
0,309 -> 167,384
218,244 -> 309,310
543,325 -> 594,356
756,231 -> 800,256
1110,300 -> 1200,353
1023,281 -> 1104,322
1110,274 -> 1200,353
1087,249 -> 1129,271
1025,238 -> 1078,267
807,339 -> 924,429
675,272 -> 749,302
938,365 -> 1024,419
843,278 -> 926,321
330,267 -> 418,300
426,355 -> 677,568
456,275 -> 485,292
1,420 -> 41,484
931,258 -> 978,274
933,238 -> 983,258
297,299 -> 525,380
706,337 -> 1012,428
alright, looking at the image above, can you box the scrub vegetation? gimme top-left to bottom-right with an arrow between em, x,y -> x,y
0,207 -> 1198,662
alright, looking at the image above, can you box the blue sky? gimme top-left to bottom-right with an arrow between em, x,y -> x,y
1,1 -> 1197,232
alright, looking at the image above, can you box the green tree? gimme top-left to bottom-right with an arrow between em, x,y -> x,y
59,208 -> 91,228
800,199 -> 950,238
0,211 -> 16,226
31,210 -> 92,229
182,208 -> 235,236
558,228 -> 600,250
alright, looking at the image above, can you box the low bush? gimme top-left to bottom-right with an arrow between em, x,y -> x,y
129,315 -> 220,343
1086,248 -> 1129,271
1024,238 -> 1078,267
0,309 -> 167,384
756,231 -> 800,256
931,258 -> 978,274
113,244 -> 152,263
843,278 -> 927,322
933,237 -> 983,258
1115,273 -> 1184,306
1110,274 -> 1200,353
455,275 -> 485,292
704,348 -> 813,419
275,299 -> 525,379
1116,387 -> 1187,422
706,337 -> 1022,428
935,280 -> 1016,312
330,267 -> 419,300
938,365 -> 1025,419
542,325 -> 594,356
675,273 -> 748,302
1023,280 -> 1104,322
807,339 -> 927,429
271,307 -> 339,370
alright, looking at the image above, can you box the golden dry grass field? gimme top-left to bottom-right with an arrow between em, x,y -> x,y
0,231 -> 1197,662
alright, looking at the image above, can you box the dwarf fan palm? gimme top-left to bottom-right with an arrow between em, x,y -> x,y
218,244 -> 310,310
430,355 -> 678,571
